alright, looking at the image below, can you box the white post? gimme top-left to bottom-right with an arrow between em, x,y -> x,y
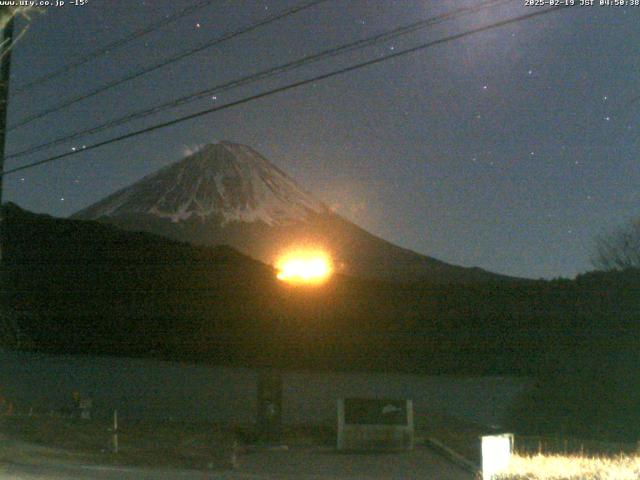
336,399 -> 345,451
113,409 -> 119,454
231,440 -> 239,468
406,400 -> 414,450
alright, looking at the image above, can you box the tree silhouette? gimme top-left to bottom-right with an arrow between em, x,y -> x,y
592,218 -> 640,271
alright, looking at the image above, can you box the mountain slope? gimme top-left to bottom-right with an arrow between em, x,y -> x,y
73,141 -> 511,283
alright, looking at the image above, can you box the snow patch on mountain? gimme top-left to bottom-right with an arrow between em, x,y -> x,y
74,141 -> 328,227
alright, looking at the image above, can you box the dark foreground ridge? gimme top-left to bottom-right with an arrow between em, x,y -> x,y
3,203 -> 638,370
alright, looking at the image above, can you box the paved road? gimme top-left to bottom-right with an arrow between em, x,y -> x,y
237,446 -> 475,479
0,446 -> 475,479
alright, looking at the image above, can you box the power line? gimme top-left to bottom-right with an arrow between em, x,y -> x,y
6,0 -> 515,161
1,5 -> 570,179
14,0 -> 218,95
9,0 -> 330,130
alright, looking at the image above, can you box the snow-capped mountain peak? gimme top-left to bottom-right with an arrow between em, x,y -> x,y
74,141 -> 327,226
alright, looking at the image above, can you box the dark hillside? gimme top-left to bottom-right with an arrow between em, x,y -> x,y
3,204 -> 639,386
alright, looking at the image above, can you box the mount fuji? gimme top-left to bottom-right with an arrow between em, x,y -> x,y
73,141 -> 508,283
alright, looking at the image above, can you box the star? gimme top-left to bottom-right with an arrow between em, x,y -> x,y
195,23 -> 201,28
604,116 -> 610,121
603,95 -> 608,101
211,95 -> 217,101
482,85 -> 488,90
60,197 -> 65,202
528,70 -> 533,75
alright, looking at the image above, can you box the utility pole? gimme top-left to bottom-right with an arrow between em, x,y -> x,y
0,11 -> 14,260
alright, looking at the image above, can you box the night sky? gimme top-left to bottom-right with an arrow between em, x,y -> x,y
4,0 -> 639,279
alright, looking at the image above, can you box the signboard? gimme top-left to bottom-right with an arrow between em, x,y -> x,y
344,398 -> 408,425
337,398 -> 414,451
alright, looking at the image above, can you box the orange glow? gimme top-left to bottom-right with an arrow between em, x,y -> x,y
276,249 -> 333,284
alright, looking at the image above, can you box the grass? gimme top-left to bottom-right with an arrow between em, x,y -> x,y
414,412 -> 640,479
496,453 -> 640,480
0,415 -> 237,471
514,435 -> 637,457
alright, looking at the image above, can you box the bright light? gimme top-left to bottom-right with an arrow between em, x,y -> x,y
482,434 -> 513,480
276,249 -> 333,285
